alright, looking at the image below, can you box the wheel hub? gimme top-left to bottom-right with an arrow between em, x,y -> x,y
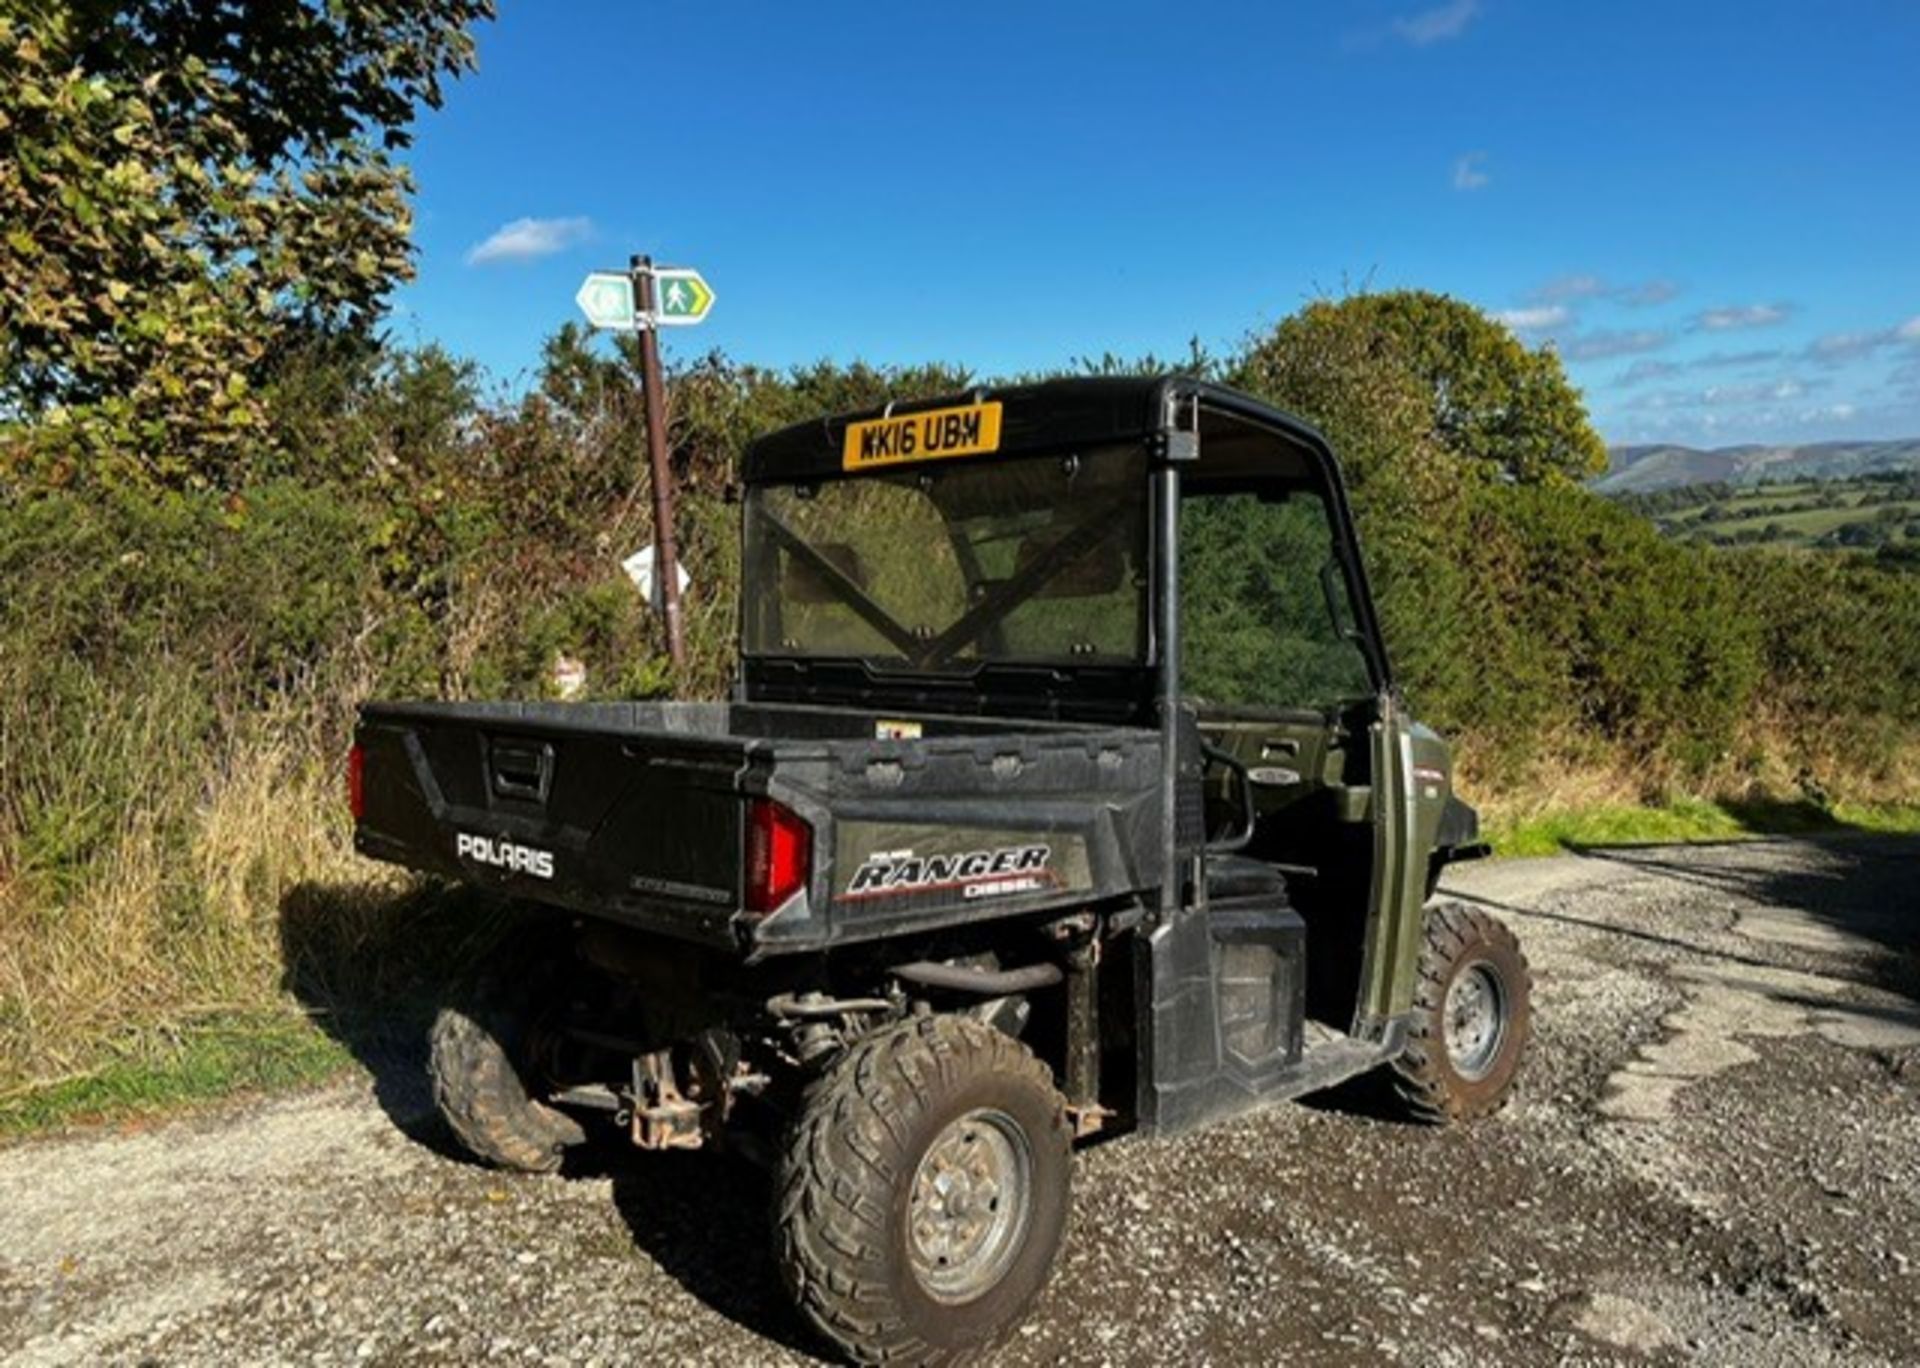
1443,961 -> 1507,1080
906,1108 -> 1032,1303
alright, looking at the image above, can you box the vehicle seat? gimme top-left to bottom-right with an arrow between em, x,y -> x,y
1205,853 -> 1289,904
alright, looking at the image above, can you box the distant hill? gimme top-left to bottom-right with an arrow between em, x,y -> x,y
1597,439 -> 1920,494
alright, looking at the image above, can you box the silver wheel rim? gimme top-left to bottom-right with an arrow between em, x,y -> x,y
1444,962 -> 1507,1080
906,1107 -> 1033,1303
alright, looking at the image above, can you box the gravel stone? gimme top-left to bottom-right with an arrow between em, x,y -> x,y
1,834 -> 1915,1365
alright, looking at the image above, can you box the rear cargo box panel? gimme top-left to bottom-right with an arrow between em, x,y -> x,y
751,727 -> 1165,948
355,702 -> 747,940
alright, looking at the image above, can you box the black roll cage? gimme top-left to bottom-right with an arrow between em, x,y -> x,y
736,376 -> 1394,723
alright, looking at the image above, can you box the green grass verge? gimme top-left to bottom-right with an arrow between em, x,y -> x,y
1828,800 -> 1920,834
0,1012 -> 356,1139
1487,795 -> 1920,858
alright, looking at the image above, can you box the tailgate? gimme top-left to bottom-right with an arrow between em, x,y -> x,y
352,701 -> 752,944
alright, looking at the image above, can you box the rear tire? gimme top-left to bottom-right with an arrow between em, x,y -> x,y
428,929 -> 586,1173
775,1015 -> 1072,1366
1391,903 -> 1532,1123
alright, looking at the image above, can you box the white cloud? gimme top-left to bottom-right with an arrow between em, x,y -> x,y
1616,359 -> 1682,386
1452,151 -> 1490,191
1616,279 -> 1681,308
1613,352 -> 1775,387
1494,305 -> 1569,331
1802,316 -> 1920,364
1690,349 -> 1780,370
1694,303 -> 1791,331
1393,0 -> 1482,45
1807,330 -> 1887,363
465,215 -> 594,266
1605,393 -> 1895,445
1625,376 -> 1824,411
1559,328 -> 1671,361
1522,274 -> 1679,309
1700,379 -> 1810,405
1527,274 -> 1607,304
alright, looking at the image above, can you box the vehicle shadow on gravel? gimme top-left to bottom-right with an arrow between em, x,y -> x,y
600,1150 -> 825,1360
1457,831 -> 1920,998
1565,832 -> 1920,984
1294,1062 -> 1415,1123
274,878 -> 508,1161
277,880 -> 828,1357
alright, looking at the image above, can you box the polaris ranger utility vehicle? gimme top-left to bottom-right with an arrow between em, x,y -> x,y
350,376 -> 1530,1365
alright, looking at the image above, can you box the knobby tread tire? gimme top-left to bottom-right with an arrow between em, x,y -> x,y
774,1014 -> 1071,1366
1391,902 -> 1533,1124
428,933 -> 585,1173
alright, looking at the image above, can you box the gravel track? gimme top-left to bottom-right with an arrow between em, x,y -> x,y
3,835 -> 1916,1366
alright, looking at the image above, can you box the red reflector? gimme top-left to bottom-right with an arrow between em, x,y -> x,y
348,742 -> 365,822
746,798 -> 811,914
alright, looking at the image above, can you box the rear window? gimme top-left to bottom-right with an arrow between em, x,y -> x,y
743,447 -> 1149,670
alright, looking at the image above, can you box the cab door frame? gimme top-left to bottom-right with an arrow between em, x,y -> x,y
1354,693 -> 1426,1040
1165,392 -> 1421,1042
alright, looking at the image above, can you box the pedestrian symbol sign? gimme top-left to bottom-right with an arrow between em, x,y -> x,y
576,272 -> 638,331
652,268 -> 715,325
577,267 -> 713,331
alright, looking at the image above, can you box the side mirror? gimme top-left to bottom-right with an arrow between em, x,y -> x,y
783,543 -> 868,604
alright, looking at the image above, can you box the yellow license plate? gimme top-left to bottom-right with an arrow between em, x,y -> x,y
842,401 -> 1003,471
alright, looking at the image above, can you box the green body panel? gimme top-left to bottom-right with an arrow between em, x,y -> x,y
1358,711 -> 1455,1025
1195,703 -> 1458,1033
1194,712 -> 1355,823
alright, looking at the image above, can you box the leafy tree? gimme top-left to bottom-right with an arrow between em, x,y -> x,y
1484,485 -> 1762,764
1240,290 -> 1608,485
0,0 -> 492,492
1227,289 -> 1492,731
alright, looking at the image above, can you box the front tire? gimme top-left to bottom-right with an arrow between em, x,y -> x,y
428,929 -> 586,1173
775,1015 -> 1072,1366
1391,903 -> 1532,1123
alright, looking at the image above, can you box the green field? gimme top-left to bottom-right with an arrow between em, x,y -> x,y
1617,476 -> 1920,559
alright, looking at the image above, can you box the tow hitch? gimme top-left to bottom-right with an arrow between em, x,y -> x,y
631,1050 -> 703,1150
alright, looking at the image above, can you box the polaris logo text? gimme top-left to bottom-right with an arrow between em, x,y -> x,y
844,844 -> 1054,901
455,832 -> 554,880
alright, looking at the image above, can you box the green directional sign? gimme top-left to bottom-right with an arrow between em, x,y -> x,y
653,267 -> 715,325
576,271 -> 637,331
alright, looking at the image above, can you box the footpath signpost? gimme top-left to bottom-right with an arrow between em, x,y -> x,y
651,267 -> 715,325
574,271 -> 638,330
575,258 -> 718,669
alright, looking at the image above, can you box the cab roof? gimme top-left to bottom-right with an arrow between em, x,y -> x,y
740,374 -> 1335,484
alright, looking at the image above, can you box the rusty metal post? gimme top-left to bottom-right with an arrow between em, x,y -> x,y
631,254 -> 686,668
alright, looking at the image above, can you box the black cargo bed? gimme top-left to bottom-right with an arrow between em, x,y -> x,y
354,700 -> 1168,954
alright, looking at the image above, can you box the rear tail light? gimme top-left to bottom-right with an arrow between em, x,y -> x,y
745,797 -> 811,914
347,742 -> 365,822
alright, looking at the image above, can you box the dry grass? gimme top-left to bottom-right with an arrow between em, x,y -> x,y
1458,716 -> 1920,829
190,721 -> 357,993
0,685 -> 405,1097
2,674 -> 1914,1111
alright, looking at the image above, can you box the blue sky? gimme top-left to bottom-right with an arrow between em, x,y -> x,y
395,1 -> 1920,449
